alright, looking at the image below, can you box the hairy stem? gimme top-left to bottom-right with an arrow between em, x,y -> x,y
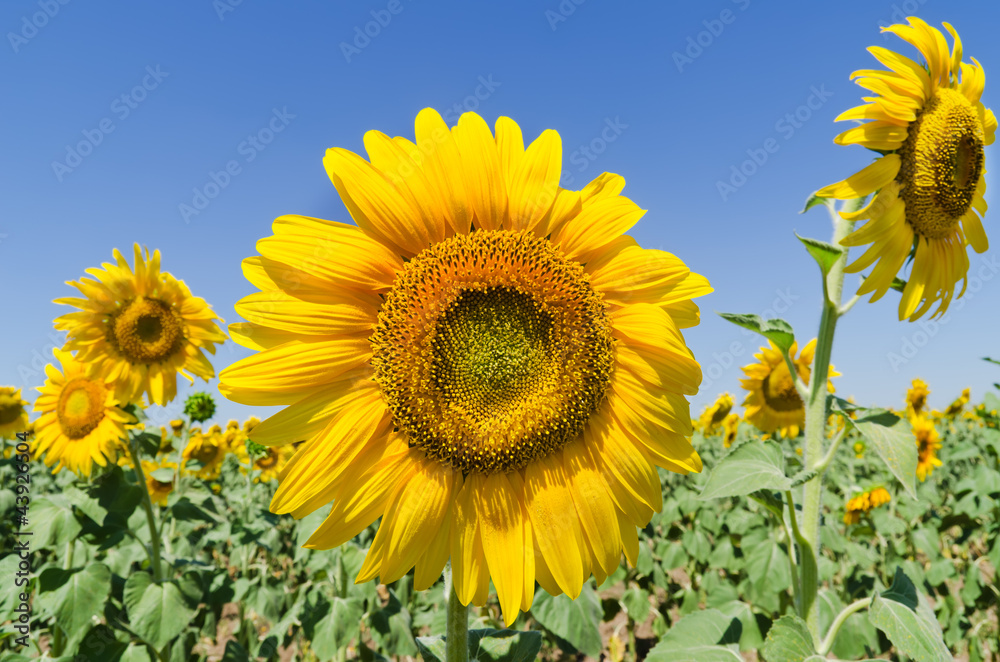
445,564 -> 469,662
128,440 -> 164,582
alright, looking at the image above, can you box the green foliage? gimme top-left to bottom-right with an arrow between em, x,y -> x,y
796,233 -> 845,277
717,312 -> 795,353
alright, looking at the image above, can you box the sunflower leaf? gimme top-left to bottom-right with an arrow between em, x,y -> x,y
796,233 -> 845,277
760,614 -> 815,662
844,411 -> 918,499
717,312 -> 795,354
646,609 -> 743,661
416,629 -> 543,662
699,440 -> 793,500
801,192 -> 834,214
869,578 -> 950,662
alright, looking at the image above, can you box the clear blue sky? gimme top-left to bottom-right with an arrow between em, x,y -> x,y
3,0 -> 998,430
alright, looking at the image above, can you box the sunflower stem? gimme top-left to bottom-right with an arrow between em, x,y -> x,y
780,350 -> 811,402
51,540 -> 75,655
818,597 -> 870,655
128,439 -> 165,582
800,198 -> 861,644
445,563 -> 469,662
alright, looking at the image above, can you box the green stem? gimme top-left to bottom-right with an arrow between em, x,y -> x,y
818,598 -> 870,655
800,199 -> 860,643
445,564 -> 469,662
51,540 -> 75,654
128,441 -> 164,582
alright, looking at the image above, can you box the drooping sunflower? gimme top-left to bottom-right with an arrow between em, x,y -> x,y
54,245 -> 227,406
181,427 -> 228,479
721,412 -> 740,448
0,387 -> 30,439
740,339 -> 838,438
843,486 -> 891,525
905,377 -> 930,415
33,349 -> 133,477
942,387 -> 971,417
911,414 -> 943,481
816,18 -> 995,321
697,393 -> 733,435
220,109 -> 711,624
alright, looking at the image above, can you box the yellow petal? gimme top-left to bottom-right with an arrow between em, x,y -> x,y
815,154 -> 900,199
453,112 -> 507,231
833,121 -> 908,149
552,196 -> 645,262
507,129 -> 561,233
475,472 -> 525,626
413,108 -> 472,235
563,439 -> 622,576
524,452 -> 585,599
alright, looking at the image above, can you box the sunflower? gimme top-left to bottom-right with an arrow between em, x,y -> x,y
181,427 -> 228,479
740,339 -> 838,438
905,377 -> 930,415
144,459 -> 177,506
220,109 -> 711,624
942,387 -> 971,417
697,393 -> 733,435
237,442 -> 294,483
816,18 -> 995,321
911,414 -> 943,481
53,245 -> 227,406
0,387 -> 30,439
843,486 -> 891,525
32,349 -> 133,477
721,413 -> 740,448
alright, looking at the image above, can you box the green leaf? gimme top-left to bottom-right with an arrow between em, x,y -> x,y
882,566 -> 918,610
646,609 -> 743,661
133,432 -> 161,457
800,192 -> 833,214
311,597 -> 363,660
120,643 -> 155,662
530,584 -> 602,658
368,589 -> 417,657
714,601 -> 764,651
869,588 -> 951,662
761,614 -> 815,662
699,440 -> 792,500
220,640 -> 250,662
149,468 -> 175,482
890,276 -> 908,293
74,624 -> 128,662
746,540 -> 792,594
123,573 -> 198,650
717,313 -> 795,353
31,495 -> 83,548
416,629 -> 543,662
846,410 -> 917,498
38,564 -> 111,644
621,586 -> 651,624
796,234 -> 844,277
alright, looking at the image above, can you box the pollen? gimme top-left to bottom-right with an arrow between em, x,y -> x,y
371,230 -> 614,475
57,377 -> 107,439
106,296 -> 186,364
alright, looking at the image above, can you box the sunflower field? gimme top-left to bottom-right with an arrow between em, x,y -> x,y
3,13 -> 1000,662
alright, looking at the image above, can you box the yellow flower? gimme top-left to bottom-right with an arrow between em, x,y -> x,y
54,245 -> 227,406
237,442 -> 294,483
0,387 -> 30,439
32,349 -> 133,477
816,19 -> 994,321
220,109 -> 712,624
722,413 -> 740,448
942,387 -> 971,417
853,440 -> 865,458
144,459 -> 176,506
169,419 -> 185,435
181,428 -> 228,479
698,393 -> 734,435
844,486 -> 891,525
905,378 -> 930,415
740,339 -> 838,438
911,414 -> 943,481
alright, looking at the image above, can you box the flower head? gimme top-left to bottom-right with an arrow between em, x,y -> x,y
0,387 -> 30,439
817,19 -> 995,321
184,391 -> 216,423
698,393 -> 734,435
221,109 -> 712,624
911,413 -> 943,480
722,412 -> 740,448
906,378 -> 930,415
844,486 -> 892,525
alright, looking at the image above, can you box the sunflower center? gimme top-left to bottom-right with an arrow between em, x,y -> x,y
107,297 -> 185,364
898,88 -> 985,239
372,230 -> 614,475
56,377 -> 107,439
152,478 -> 173,491
0,398 -> 22,425
256,449 -> 278,469
761,361 -> 802,413
191,443 -> 219,464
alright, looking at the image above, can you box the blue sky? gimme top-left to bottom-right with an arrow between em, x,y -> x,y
3,0 -> 999,430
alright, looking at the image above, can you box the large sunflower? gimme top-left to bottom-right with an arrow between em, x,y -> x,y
740,339 -> 838,438
220,109 -> 711,624
0,387 -> 30,439
816,18 -> 995,321
54,245 -> 227,406
33,349 -> 133,477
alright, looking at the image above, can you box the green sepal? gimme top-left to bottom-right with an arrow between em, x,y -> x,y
717,313 -> 795,354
